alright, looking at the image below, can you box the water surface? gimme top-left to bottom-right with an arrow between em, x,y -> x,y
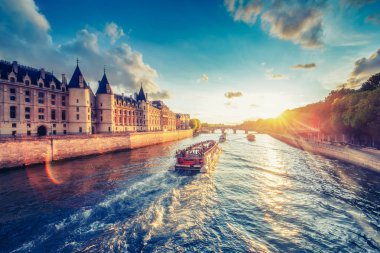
0,133 -> 379,252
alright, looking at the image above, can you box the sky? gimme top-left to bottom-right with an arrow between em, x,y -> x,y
0,0 -> 380,124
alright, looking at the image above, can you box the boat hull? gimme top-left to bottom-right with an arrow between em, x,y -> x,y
174,141 -> 221,173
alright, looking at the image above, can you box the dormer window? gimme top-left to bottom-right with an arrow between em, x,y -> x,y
62,87 -> 65,92
25,80 -> 30,86
39,82 -> 43,88
10,77 -> 15,83
51,85 -> 55,90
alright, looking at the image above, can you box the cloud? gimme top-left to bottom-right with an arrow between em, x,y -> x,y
107,43 -> 160,93
0,0 -> 167,98
343,48 -> 380,88
224,0 -> 328,48
149,90 -> 171,100
291,63 -> 317,69
261,0 -> 327,48
105,22 -> 125,44
265,68 -> 288,80
224,0 -> 263,24
270,74 -> 288,80
366,14 -> 380,25
197,74 -> 209,82
0,0 -> 53,60
224,91 -> 243,99
60,29 -> 160,94
61,29 -> 100,57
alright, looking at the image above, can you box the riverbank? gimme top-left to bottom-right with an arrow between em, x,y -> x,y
270,133 -> 380,173
0,130 -> 193,169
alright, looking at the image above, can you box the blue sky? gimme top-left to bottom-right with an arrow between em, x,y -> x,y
1,0 -> 380,123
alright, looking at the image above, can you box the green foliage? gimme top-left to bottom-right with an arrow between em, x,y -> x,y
241,75 -> 380,147
189,118 -> 201,132
359,73 -> 380,91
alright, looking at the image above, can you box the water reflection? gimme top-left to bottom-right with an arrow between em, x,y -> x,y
0,133 -> 379,252
24,142 -> 178,208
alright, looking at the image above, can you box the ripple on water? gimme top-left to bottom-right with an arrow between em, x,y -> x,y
1,133 -> 379,252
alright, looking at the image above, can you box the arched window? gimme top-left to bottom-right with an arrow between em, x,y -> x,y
62,87 -> 65,92
10,77 -> 15,83
51,85 -> 55,90
25,80 -> 30,86
39,82 -> 43,88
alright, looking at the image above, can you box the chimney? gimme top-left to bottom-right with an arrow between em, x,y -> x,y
61,74 -> 67,85
40,68 -> 45,79
12,61 -> 18,74
146,93 -> 148,101
79,75 -> 84,88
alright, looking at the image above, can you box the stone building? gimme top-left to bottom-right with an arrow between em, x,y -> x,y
176,113 -> 190,130
0,60 -> 184,137
0,60 -> 68,137
152,100 -> 177,131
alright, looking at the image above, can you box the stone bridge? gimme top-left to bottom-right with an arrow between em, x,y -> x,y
200,125 -> 251,134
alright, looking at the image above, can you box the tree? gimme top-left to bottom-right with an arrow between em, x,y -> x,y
189,118 -> 201,132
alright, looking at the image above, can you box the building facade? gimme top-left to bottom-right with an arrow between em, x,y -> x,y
0,60 -> 184,137
176,113 -> 190,130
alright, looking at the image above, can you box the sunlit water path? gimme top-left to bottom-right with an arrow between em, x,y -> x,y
0,133 -> 379,252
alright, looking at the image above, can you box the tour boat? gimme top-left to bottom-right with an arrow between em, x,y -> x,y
219,133 -> 227,142
247,134 -> 256,142
173,140 -> 220,173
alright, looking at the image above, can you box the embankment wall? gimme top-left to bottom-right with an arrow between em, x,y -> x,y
0,130 -> 193,169
271,133 -> 380,173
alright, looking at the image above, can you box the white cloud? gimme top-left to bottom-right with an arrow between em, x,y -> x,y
225,0 -> 263,24
224,91 -> 243,99
197,74 -> 209,82
291,63 -> 317,69
225,0 -> 328,48
0,0 -> 52,60
105,22 -> 125,44
344,48 -> 380,88
61,29 -> 100,56
265,68 -> 289,80
261,1 -> 326,49
0,0 -> 167,99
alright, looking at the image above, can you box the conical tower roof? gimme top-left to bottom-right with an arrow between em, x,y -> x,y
68,64 -> 88,89
96,72 -> 113,94
137,82 -> 146,101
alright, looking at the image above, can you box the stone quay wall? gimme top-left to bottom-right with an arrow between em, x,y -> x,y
0,130 -> 193,169
271,133 -> 380,173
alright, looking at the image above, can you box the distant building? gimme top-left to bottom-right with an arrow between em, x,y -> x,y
152,100 -> 177,131
0,60 -> 187,137
176,113 -> 190,130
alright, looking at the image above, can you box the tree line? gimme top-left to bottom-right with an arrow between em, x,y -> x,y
240,73 -> 380,148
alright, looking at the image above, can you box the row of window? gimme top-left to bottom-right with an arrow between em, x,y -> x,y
114,109 -> 140,116
9,106 -> 66,121
10,123 -> 66,128
8,77 -> 66,91
7,88 -> 67,106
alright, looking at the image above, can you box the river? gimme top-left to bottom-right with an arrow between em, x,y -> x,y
0,133 -> 379,252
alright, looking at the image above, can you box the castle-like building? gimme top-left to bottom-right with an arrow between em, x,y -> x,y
0,60 -> 187,137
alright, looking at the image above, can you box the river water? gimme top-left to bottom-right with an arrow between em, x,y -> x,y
0,133 -> 379,253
